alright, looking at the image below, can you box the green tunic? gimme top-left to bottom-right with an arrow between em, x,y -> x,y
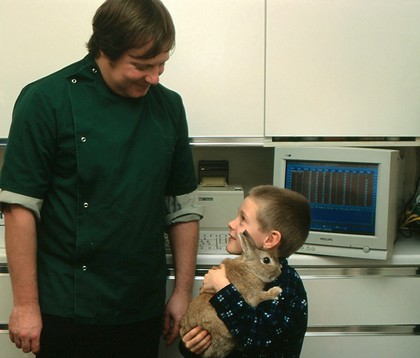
0,54 -> 197,324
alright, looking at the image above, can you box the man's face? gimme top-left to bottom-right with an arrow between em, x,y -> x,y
98,42 -> 170,98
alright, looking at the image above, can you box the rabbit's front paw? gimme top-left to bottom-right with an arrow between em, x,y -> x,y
267,286 -> 282,299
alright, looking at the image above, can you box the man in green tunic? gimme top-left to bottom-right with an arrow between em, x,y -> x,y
0,0 -> 202,356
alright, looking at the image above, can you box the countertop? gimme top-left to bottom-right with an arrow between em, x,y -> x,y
181,233 -> 420,268
1,227 -> 419,267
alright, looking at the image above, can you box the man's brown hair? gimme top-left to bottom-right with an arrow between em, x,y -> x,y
87,0 -> 175,60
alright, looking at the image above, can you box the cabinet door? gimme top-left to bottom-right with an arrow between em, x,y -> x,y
266,0 -> 420,138
0,334 -> 35,358
0,0 -> 103,138
0,274 -> 12,323
162,0 -> 265,138
301,335 -> 420,358
302,275 -> 420,326
298,267 -> 420,357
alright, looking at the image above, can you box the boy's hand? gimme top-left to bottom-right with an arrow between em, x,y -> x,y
182,326 -> 211,355
201,264 -> 230,293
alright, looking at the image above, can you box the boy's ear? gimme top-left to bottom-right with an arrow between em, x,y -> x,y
263,230 -> 281,250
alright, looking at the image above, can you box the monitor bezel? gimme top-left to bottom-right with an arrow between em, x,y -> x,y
273,147 -> 400,260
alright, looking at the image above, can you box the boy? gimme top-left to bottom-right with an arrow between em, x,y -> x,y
180,185 -> 311,357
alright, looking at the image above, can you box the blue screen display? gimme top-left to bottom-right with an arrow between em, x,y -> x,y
285,160 -> 378,235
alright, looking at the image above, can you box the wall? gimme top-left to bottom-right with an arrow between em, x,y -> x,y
192,146 -> 274,195
0,145 -> 419,199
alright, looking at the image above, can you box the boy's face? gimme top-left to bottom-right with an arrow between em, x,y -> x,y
227,197 -> 268,255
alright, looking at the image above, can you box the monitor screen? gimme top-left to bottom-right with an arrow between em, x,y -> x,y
284,160 -> 378,236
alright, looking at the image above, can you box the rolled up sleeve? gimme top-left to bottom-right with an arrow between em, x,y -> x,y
0,190 -> 43,220
165,190 -> 204,225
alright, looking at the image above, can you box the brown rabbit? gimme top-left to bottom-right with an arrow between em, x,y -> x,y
180,230 -> 282,358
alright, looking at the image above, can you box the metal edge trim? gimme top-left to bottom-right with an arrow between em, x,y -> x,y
306,325 -> 420,336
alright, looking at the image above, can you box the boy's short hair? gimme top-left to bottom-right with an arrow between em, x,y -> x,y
87,0 -> 175,60
248,185 -> 311,258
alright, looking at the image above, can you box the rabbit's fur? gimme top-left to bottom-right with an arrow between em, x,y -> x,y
180,230 -> 282,358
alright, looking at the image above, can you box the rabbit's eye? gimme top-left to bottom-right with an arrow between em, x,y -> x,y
262,257 -> 271,264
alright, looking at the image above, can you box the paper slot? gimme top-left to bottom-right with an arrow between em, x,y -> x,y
200,177 -> 227,187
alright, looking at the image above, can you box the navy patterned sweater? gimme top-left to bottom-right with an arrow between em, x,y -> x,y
179,259 -> 308,357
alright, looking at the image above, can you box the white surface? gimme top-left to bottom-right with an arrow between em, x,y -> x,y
0,274 -> 35,357
266,0 -> 420,137
162,0 -> 265,137
197,186 -> 244,229
1,230 -> 419,266
0,275 -> 12,322
0,333 -> 34,358
2,233 -> 419,358
301,335 -> 420,358
171,234 -> 420,267
160,237 -> 420,358
3,0 -> 419,140
0,0 -> 103,138
0,225 -> 4,261
0,0 -> 265,138
288,234 -> 420,267
304,275 -> 420,326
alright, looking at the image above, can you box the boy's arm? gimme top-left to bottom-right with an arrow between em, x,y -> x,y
209,267 -> 307,350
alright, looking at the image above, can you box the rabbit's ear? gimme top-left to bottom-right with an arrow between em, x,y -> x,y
239,230 -> 257,259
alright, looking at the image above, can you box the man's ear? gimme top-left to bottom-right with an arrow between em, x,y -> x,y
263,230 -> 281,250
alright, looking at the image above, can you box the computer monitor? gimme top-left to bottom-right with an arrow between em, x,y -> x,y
273,147 -> 401,260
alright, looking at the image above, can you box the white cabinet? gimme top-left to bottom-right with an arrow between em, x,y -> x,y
0,334 -> 35,358
0,0 -> 104,138
0,274 -> 12,323
297,266 -> 420,358
300,268 -> 420,326
265,0 -> 420,138
2,1 -> 420,141
162,0 -> 265,138
0,0 -> 264,139
301,335 -> 420,358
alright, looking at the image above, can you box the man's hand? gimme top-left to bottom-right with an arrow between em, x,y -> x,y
9,303 -> 42,354
162,290 -> 191,346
